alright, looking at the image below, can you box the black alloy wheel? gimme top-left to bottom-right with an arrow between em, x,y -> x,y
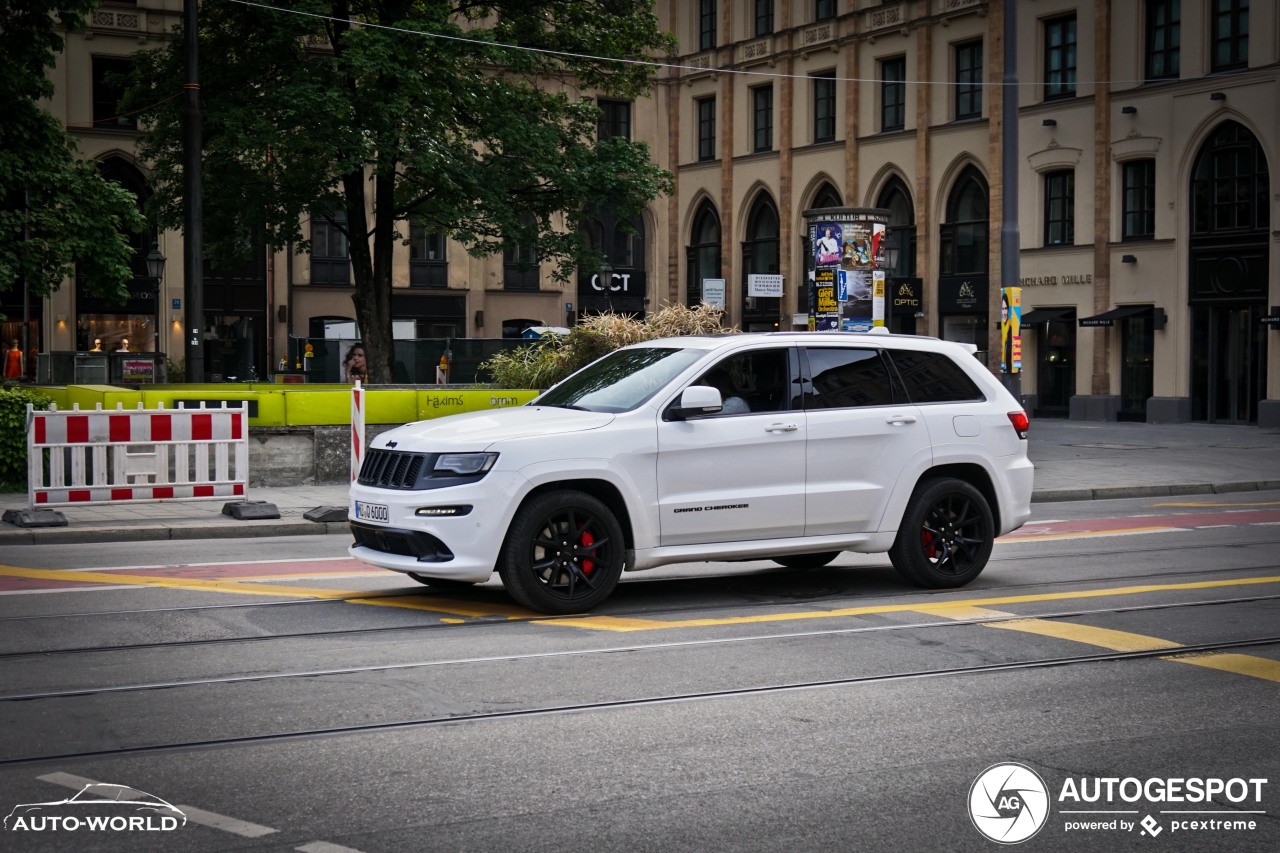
498,490 -> 625,614
888,478 -> 994,588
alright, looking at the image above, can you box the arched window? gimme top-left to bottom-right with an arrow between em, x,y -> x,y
742,194 -> 780,331
811,182 -> 841,210
1191,121 -> 1270,235
876,177 -> 916,277
940,167 -> 988,275
685,202 -> 721,308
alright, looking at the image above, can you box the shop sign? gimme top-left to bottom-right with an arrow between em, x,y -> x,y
748,274 -> 784,298
939,275 -> 988,313
121,358 -> 156,383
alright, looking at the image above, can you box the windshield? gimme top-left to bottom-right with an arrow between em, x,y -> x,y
534,347 -> 706,413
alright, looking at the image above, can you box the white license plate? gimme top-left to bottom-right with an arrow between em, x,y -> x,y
354,501 -> 390,524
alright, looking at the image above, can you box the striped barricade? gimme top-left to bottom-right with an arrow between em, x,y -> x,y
26,402 -> 249,509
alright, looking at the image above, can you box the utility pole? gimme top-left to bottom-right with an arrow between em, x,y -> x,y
183,0 -> 204,382
1000,0 -> 1021,402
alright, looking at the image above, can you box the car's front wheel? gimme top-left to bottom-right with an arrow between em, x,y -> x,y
888,478 -> 994,588
497,490 -> 625,614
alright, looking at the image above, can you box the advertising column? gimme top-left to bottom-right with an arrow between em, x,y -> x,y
803,208 -> 890,332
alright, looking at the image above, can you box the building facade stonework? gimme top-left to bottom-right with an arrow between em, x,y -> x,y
27,1 -> 1280,425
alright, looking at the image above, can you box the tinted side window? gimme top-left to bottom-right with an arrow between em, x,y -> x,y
693,347 -> 792,414
804,348 -> 896,409
890,349 -> 985,403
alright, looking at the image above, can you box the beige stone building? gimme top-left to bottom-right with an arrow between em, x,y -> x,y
17,0 -> 1278,424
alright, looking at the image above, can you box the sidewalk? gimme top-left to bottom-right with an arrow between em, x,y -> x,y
2,419 -> 1278,546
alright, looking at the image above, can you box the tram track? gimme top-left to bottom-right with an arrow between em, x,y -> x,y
1,551 -> 1279,661
3,631 -> 1277,768
3,591 -> 1278,703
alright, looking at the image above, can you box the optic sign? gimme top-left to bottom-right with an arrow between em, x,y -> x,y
748,274 -> 784,298
591,272 -> 632,293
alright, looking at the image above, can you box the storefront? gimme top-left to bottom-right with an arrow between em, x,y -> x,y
0,287 -> 41,381
1020,306 -> 1077,417
1078,305 -> 1161,422
937,274 -> 989,362
75,275 -> 161,355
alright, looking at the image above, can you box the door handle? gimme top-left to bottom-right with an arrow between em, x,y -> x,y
765,422 -> 799,433
885,414 -> 917,426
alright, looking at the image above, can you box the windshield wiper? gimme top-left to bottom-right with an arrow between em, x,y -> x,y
539,403 -> 592,411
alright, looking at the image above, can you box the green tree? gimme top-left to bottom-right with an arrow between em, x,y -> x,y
0,1 -> 145,306
126,0 -> 675,383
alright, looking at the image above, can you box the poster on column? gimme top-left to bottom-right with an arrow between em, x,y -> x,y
841,269 -> 874,332
840,220 -> 886,271
1001,287 -> 1022,374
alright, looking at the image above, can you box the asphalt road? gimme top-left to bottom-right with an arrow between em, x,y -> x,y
1,493 -> 1278,852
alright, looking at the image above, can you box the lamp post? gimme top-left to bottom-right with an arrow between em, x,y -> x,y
183,0 -> 204,382
598,258 -> 613,313
145,241 -> 166,355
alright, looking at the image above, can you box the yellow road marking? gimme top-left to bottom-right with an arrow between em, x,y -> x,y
925,603 -> 1280,684
0,564 -> 538,620
982,619 -> 1179,652
0,565 -> 361,600
1160,652 -> 1280,683
997,526 -> 1179,543
541,575 -> 1280,632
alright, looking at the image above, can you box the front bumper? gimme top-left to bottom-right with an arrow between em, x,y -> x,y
346,470 -> 523,583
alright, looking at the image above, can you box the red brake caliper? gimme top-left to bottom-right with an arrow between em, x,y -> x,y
579,531 -> 596,576
921,528 -> 936,559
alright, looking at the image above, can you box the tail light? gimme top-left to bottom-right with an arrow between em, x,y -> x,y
1007,411 -> 1030,440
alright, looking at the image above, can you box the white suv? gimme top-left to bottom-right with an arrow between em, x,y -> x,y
349,331 -> 1033,613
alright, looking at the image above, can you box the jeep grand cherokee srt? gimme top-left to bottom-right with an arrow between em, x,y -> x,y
349,331 -> 1033,613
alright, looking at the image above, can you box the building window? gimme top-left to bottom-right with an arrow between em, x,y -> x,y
597,100 -> 631,140
1211,0 -> 1248,72
1044,14 -> 1077,100
752,85 -> 773,153
812,73 -> 836,143
940,168 -> 988,276
1044,170 -> 1075,246
699,0 -> 717,51
954,40 -> 983,120
310,210 -> 351,285
92,57 -> 137,130
504,214 -> 540,291
409,219 -> 448,288
1122,160 -> 1156,241
697,96 -> 717,161
1191,121 -> 1268,234
815,0 -> 836,21
742,195 -> 780,331
686,202 -> 721,308
1145,0 -> 1180,80
880,57 -> 906,132
755,0 -> 773,36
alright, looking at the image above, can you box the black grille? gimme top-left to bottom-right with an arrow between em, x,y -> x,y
359,449 -> 428,489
350,522 -> 454,563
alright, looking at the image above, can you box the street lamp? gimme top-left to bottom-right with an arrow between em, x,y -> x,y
146,242 -> 166,354
599,258 -> 613,313
881,231 -> 900,277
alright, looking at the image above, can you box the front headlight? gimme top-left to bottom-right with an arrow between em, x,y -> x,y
433,452 -> 499,476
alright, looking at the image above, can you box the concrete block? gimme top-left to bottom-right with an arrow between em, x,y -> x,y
2,508 -> 68,528
222,500 -> 281,520
304,506 -> 349,523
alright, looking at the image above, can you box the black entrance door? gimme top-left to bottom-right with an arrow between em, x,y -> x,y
1118,313 -> 1154,422
1191,305 -> 1267,423
1036,317 -> 1075,416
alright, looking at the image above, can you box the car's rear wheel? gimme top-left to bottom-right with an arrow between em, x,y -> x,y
498,490 -> 625,614
407,573 -> 479,591
772,552 -> 841,570
889,477 -> 994,588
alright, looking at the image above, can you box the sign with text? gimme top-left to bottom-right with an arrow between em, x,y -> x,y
748,274 -> 784,298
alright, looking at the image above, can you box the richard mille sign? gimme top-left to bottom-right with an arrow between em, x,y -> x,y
1019,273 -> 1093,287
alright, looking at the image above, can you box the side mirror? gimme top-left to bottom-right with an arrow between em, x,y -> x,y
668,385 -> 723,420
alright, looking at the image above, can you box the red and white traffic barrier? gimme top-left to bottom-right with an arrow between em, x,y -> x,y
351,379 -> 365,482
26,402 -> 249,509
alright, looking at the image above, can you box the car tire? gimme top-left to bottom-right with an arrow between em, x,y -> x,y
772,552 -> 841,570
888,477 -> 994,588
497,490 -> 625,614
407,573 -> 480,591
